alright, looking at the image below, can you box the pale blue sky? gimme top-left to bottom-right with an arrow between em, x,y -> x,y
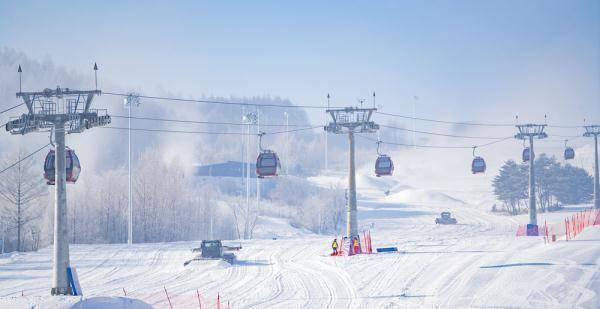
1,0 -> 599,126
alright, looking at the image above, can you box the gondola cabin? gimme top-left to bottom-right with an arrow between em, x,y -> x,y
471,156 -> 486,174
375,155 -> 394,177
256,151 -> 280,178
564,147 -> 575,160
43,148 -> 81,185
522,147 -> 531,162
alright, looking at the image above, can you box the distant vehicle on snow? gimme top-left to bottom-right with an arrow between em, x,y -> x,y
184,240 -> 241,266
435,212 -> 457,224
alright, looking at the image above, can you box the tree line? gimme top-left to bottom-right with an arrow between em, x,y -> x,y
492,154 -> 593,215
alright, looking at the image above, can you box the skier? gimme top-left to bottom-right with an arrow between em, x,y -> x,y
353,237 -> 360,254
331,238 -> 339,255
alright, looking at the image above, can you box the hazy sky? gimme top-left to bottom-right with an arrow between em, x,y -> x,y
1,0 -> 599,126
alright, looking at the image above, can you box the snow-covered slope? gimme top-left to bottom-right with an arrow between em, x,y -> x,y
1,172 -> 599,308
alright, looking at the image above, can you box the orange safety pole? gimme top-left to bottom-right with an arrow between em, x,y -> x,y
217,293 -> 221,309
544,220 -> 548,244
163,286 -> 173,309
565,219 -> 569,241
196,289 -> 202,309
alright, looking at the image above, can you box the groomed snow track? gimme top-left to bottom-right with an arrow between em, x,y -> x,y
1,196 -> 599,308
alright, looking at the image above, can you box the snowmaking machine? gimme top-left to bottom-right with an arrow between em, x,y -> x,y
184,240 -> 241,266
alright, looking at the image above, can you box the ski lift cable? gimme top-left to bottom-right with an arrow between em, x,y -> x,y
376,111 -> 585,129
99,125 -> 321,136
111,115 -> 512,139
375,111 -> 514,127
379,124 -> 509,140
357,134 -> 512,149
110,115 -> 310,127
0,143 -> 51,175
0,103 -> 25,114
104,92 -> 332,109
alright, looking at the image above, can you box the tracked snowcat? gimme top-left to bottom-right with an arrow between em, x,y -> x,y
435,212 -> 457,224
184,240 -> 241,266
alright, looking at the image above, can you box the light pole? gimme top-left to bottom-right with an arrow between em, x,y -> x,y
256,108 -> 260,223
284,111 -> 289,175
1,219 -> 5,254
242,112 -> 257,239
584,125 -> 600,209
413,96 -> 418,149
124,93 -> 140,245
325,94 -> 330,171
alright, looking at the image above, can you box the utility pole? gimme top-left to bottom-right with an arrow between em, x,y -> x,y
584,125 -> 600,209
325,107 -> 378,238
124,93 -> 140,245
515,124 -> 547,233
5,65 -> 111,295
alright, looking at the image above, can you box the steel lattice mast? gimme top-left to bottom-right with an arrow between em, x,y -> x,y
325,107 -> 379,238
5,65 -> 111,295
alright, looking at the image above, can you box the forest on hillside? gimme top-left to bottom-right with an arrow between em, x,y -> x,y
492,154 -> 593,215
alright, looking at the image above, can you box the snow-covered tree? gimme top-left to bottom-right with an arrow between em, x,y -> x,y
0,152 -> 48,251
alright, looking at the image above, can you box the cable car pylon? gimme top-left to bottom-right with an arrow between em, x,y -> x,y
325,105 -> 379,239
515,122 -> 548,234
4,64 -> 111,296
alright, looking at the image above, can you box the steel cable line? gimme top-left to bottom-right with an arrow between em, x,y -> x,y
110,115 -> 311,127
379,124 -> 509,140
375,111 -> 514,127
358,134 -> 513,149
103,92 -> 331,109
0,143 -> 51,175
0,103 -> 24,114
377,111 -> 586,129
547,124 -> 583,129
100,125 -> 321,136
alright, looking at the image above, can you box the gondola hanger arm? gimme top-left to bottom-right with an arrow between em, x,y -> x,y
49,127 -> 55,147
258,131 -> 266,152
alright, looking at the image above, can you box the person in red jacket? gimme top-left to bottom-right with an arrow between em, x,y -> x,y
353,236 -> 360,254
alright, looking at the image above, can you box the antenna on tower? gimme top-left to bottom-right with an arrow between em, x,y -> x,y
18,65 -> 22,93
327,93 -> 330,108
93,62 -> 98,90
